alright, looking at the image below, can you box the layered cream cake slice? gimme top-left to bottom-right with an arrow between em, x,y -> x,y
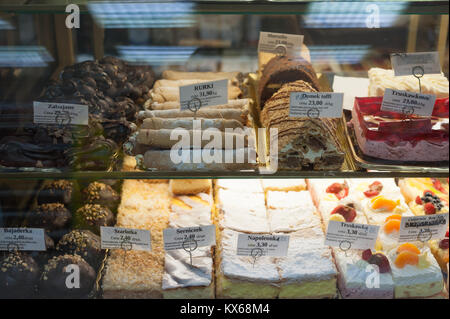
267,190 -> 321,233
306,179 -> 349,208
276,229 -> 338,299
216,229 -> 280,299
361,192 -> 413,226
169,179 -> 212,196
318,195 -> 368,228
386,242 -> 444,298
214,179 -> 263,193
261,179 -> 306,193
345,178 -> 400,211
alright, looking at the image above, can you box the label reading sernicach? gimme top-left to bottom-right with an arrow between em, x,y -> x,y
325,221 -> 380,250
163,225 -> 216,251
179,79 -> 228,111
390,52 -> 441,76
381,89 -> 436,117
237,234 -> 289,257
289,92 -> 343,118
258,32 -> 304,57
33,101 -> 89,125
398,213 -> 449,243
0,228 -> 46,251
100,227 -> 152,252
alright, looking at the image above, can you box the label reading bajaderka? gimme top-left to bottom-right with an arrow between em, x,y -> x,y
398,213 -> 449,243
258,32 -> 304,57
179,79 -> 228,111
289,92 -> 344,118
0,228 -> 46,251
100,227 -> 152,251
237,234 -> 289,257
381,89 -> 436,117
33,101 -> 89,125
325,221 -> 380,250
163,225 -> 216,251
390,52 -> 441,76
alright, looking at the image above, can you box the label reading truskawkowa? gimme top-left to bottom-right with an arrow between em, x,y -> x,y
381,89 -> 436,117
325,221 -> 380,250
163,225 -> 216,251
390,52 -> 441,76
398,213 -> 449,243
100,227 -> 152,252
289,92 -> 344,118
258,32 -> 304,57
0,228 -> 46,251
179,79 -> 228,111
33,101 -> 89,125
237,234 -> 289,257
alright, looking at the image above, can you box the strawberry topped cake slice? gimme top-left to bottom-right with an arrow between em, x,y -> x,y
306,179 -> 349,208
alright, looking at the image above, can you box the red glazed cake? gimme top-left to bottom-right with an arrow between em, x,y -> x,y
351,97 -> 449,162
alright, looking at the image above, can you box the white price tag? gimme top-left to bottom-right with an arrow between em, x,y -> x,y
100,227 -> 152,251
258,32 -> 304,57
390,52 -> 441,76
33,101 -> 88,125
179,79 -> 228,111
163,225 -> 216,251
237,234 -> 289,257
289,92 -> 343,118
0,228 -> 46,251
381,89 -> 436,117
325,221 -> 380,250
398,213 -> 449,243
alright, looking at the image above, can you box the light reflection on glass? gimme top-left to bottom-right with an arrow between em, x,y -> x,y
115,45 -> 197,65
0,46 -> 53,67
0,18 -> 14,30
309,45 -> 370,64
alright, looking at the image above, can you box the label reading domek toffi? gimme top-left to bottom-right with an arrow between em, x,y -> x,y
289,92 -> 344,118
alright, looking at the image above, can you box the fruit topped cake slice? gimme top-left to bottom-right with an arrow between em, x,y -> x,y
318,196 -> 368,228
386,242 -> 444,298
361,193 -> 413,226
261,179 -> 306,193
306,179 -> 349,208
345,178 -> 399,209
428,229 -> 449,273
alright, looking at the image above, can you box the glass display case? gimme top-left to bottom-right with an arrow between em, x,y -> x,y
0,0 -> 448,302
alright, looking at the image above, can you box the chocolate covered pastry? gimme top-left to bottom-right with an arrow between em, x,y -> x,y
82,182 -> 120,212
28,203 -> 72,234
29,233 -> 55,266
261,81 -> 344,170
56,230 -> 103,268
74,204 -> 114,235
37,180 -> 74,206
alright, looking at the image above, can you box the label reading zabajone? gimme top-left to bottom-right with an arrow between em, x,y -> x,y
179,79 -> 228,111
0,228 -> 46,251
325,221 -> 380,250
390,52 -> 441,76
398,213 -> 449,243
289,92 -> 344,118
258,32 -> 304,57
237,234 -> 290,257
163,225 -> 216,251
33,101 -> 89,125
100,226 -> 152,251
381,89 -> 436,117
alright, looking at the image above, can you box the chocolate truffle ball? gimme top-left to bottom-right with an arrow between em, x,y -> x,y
74,204 -> 114,235
28,203 -> 72,233
83,182 -> 120,212
56,230 -> 102,268
39,254 -> 96,298
37,180 -> 74,206
0,252 -> 39,298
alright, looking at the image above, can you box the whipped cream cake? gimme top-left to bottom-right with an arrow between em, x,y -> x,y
261,179 -> 306,193
214,179 -> 264,193
306,179 -> 349,207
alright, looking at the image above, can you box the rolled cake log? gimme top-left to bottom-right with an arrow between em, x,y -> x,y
137,129 -> 252,149
150,86 -> 242,103
162,70 -> 241,82
141,117 -> 245,131
149,99 -> 249,111
143,149 -> 257,171
137,109 -> 248,125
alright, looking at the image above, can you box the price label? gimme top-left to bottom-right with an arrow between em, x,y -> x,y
237,234 -> 289,257
289,92 -> 343,118
381,89 -> 436,117
179,79 -> 228,111
163,225 -> 216,251
398,213 -> 449,243
390,52 -> 441,76
258,32 -> 304,57
33,101 -> 88,125
325,221 -> 380,250
0,228 -> 46,251
100,227 -> 152,251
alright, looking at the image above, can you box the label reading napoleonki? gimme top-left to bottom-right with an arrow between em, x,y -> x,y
237,234 -> 289,257
179,79 -> 228,111
325,221 -> 380,250
398,213 -> 449,243
258,32 -> 304,57
100,227 -> 152,252
0,228 -> 46,251
163,225 -> 216,251
33,101 -> 89,125
381,89 -> 436,117
390,52 -> 441,76
289,92 -> 344,118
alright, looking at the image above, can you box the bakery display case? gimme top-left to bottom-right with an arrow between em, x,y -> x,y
0,0 -> 449,301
